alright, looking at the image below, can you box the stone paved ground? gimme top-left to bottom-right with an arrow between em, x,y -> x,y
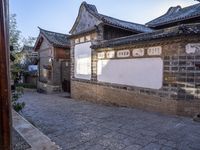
12,128 -> 31,150
19,91 -> 200,150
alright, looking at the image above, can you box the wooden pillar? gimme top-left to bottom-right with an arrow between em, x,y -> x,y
0,0 -> 12,149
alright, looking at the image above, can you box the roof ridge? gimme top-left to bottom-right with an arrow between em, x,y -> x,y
83,1 -> 98,13
99,14 -> 148,27
38,27 -> 69,36
23,45 -> 34,48
180,2 -> 200,10
71,2 -> 153,34
146,3 -> 200,27
37,27 -> 70,49
166,6 -> 181,15
83,2 -> 149,28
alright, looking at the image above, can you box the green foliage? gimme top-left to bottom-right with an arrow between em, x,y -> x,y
16,83 -> 36,89
9,13 -> 37,67
11,63 -> 23,81
9,14 -> 21,51
9,13 -> 23,71
22,36 -> 37,46
9,14 -> 26,112
12,87 -> 25,112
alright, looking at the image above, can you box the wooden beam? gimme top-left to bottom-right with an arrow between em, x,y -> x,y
0,0 -> 12,149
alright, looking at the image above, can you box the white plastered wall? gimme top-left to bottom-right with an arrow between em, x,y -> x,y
74,42 -> 92,80
97,58 -> 163,89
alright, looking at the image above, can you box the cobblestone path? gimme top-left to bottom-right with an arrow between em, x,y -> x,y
20,91 -> 200,150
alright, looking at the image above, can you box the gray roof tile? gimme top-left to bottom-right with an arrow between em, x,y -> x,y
83,2 -> 153,33
92,23 -> 200,49
146,3 -> 200,27
39,28 -> 70,48
22,45 -> 34,52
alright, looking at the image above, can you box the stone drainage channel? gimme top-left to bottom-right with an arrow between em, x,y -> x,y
12,110 -> 60,150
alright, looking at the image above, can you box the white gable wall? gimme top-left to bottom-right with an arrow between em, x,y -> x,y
71,6 -> 100,34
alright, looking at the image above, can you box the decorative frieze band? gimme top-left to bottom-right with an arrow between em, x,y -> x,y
117,50 -> 130,58
97,46 -> 162,59
106,51 -> 115,58
186,43 -> 200,54
147,46 -> 162,56
132,48 -> 144,57
97,52 -> 105,59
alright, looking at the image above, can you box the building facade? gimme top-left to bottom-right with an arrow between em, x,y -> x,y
70,2 -> 200,116
69,1 -> 153,84
34,28 -> 71,93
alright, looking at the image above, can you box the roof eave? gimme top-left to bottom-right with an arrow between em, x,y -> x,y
147,13 -> 200,28
103,23 -> 147,34
33,33 -> 44,51
53,44 -> 70,49
92,23 -> 200,49
68,27 -> 97,39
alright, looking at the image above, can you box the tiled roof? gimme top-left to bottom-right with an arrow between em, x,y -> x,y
99,14 -> 154,33
92,23 -> 200,49
146,3 -> 200,28
39,28 -> 70,48
22,45 -> 34,52
82,2 -> 153,33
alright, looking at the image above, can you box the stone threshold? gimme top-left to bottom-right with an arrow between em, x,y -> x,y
12,110 -> 61,150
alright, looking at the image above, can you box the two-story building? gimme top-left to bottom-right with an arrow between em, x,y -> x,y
34,28 -> 71,93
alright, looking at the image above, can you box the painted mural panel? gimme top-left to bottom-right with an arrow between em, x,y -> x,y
147,46 -> 162,56
106,51 -> 115,58
97,58 -> 163,89
132,48 -> 144,57
74,42 -> 92,80
186,43 -> 200,54
117,50 -> 130,58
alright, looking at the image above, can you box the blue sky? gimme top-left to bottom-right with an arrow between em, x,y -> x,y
10,0 -> 198,39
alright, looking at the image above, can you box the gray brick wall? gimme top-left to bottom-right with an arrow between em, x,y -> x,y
52,60 -> 61,85
164,55 -> 200,100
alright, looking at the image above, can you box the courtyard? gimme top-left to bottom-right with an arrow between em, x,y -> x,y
18,90 -> 200,150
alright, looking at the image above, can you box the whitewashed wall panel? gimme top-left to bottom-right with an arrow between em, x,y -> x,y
97,58 -> 163,89
74,42 -> 92,80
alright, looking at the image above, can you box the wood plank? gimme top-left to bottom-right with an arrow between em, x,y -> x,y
0,0 -> 12,149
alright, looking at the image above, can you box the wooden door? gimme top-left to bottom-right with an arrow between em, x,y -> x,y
61,60 -> 71,92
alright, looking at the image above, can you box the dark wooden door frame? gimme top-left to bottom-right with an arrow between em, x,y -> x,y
0,0 -> 12,149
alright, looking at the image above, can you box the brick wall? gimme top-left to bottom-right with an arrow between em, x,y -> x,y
71,80 -> 200,116
38,41 -> 53,84
70,35 -> 200,117
52,60 -> 61,85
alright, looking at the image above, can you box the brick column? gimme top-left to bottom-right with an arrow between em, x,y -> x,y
91,49 -> 97,81
70,40 -> 75,79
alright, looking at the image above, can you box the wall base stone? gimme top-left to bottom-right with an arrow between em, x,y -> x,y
37,81 -> 61,94
71,80 -> 200,117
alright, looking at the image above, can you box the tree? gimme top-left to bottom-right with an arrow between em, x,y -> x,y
22,36 -> 37,46
9,13 -> 25,112
9,14 -> 21,51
